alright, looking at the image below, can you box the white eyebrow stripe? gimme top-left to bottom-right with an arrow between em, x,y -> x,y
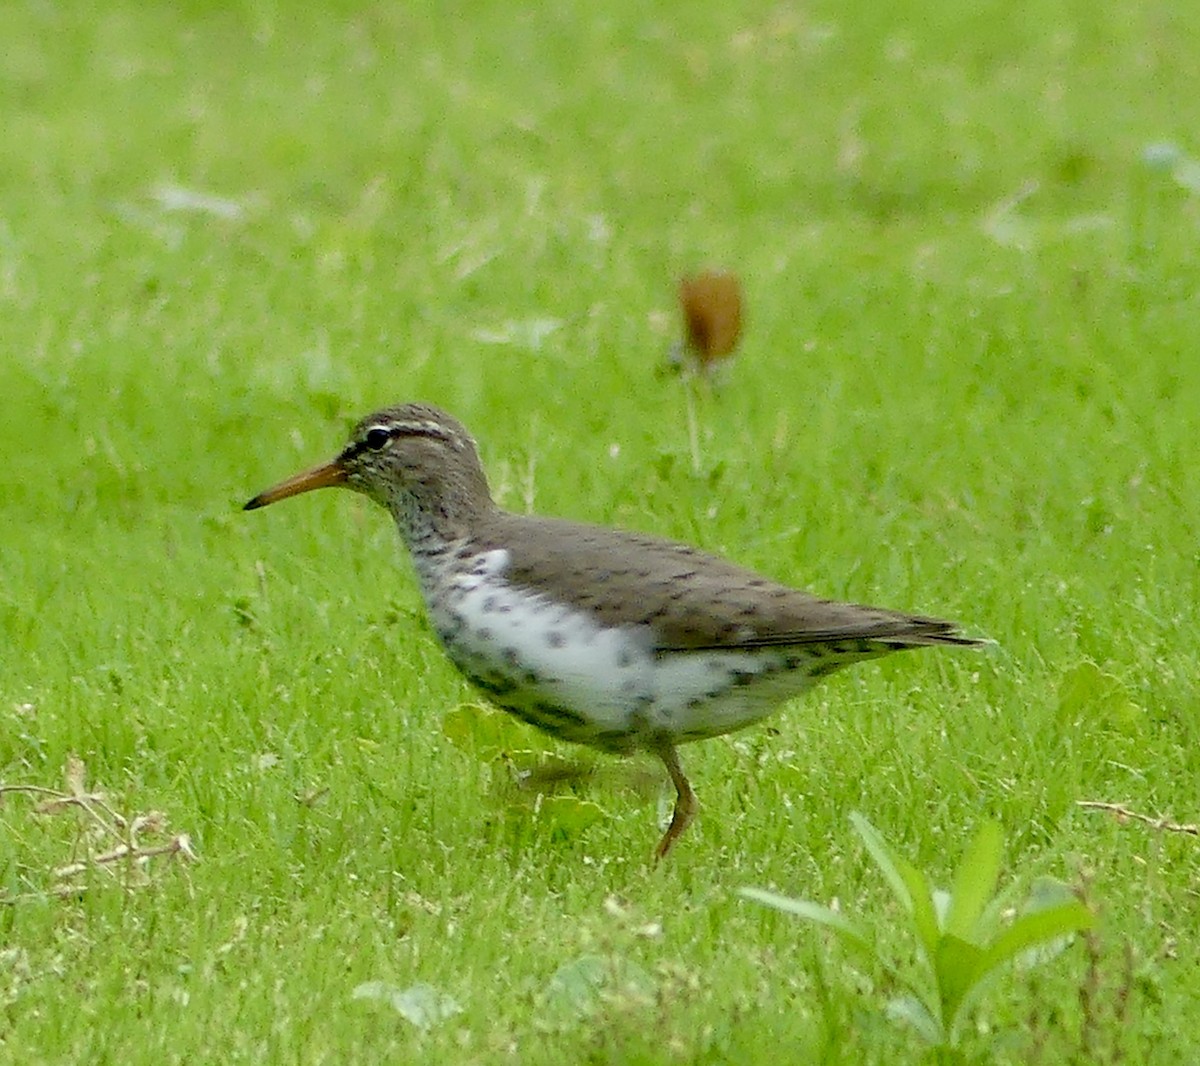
344,418 -> 463,459
392,420 -> 454,437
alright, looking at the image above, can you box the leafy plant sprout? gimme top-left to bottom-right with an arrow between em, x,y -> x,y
741,814 -> 1094,1060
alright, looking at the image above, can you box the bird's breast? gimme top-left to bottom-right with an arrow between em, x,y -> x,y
408,549 -> 827,749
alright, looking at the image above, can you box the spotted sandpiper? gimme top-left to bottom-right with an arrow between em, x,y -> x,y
245,404 -> 982,858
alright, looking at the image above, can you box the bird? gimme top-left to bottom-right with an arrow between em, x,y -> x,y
244,404 -> 983,858
667,270 -> 744,378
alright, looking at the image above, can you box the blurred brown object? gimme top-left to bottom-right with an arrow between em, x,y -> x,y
671,270 -> 743,376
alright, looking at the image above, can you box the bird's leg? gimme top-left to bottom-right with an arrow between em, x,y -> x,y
653,739 -> 697,860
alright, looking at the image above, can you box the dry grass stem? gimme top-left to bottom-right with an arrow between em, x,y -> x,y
1076,801 -> 1199,837
0,756 -> 196,903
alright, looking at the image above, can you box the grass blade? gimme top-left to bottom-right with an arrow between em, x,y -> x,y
851,813 -> 942,965
850,813 -> 913,910
944,821 -> 1004,941
979,899 -> 1094,976
738,887 -> 873,958
896,857 -> 943,967
935,934 -> 987,1032
849,811 -> 940,960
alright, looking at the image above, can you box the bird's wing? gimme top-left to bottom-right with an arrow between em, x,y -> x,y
492,515 -> 981,653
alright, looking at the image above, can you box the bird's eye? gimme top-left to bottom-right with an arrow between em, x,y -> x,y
364,426 -> 392,450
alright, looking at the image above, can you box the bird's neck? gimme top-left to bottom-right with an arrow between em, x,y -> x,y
385,473 -> 497,562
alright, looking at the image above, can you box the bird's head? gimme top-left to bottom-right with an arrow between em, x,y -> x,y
244,403 -> 493,529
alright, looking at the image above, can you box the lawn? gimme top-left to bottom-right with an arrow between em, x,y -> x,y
2,2 -> 1199,1062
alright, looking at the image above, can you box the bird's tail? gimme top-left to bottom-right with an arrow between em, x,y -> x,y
883,615 -> 990,649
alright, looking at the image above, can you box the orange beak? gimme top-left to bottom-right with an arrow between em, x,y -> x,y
243,459 -> 348,511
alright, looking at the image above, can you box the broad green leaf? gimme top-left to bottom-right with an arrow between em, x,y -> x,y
980,900 -> 1093,976
944,821 -> 1003,941
441,703 -> 535,756
1012,879 -> 1081,965
885,994 -> 945,1046
542,955 -> 653,1020
351,981 -> 463,1029
851,813 -> 913,912
543,955 -> 608,1017
1056,662 -> 1143,734
738,887 -> 873,958
935,934 -> 987,1031
895,856 -> 942,966
852,814 -> 940,963
535,795 -> 606,836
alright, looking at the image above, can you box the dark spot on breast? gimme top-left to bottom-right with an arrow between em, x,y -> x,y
475,627 -> 492,642
546,630 -> 566,649
616,648 -> 633,668
469,673 -> 518,698
481,597 -> 496,613
503,647 -> 521,667
505,704 -> 553,732
533,701 -> 586,726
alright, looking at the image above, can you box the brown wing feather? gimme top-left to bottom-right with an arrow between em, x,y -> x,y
486,514 -> 983,653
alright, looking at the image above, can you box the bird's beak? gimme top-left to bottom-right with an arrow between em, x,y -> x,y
243,458 -> 348,511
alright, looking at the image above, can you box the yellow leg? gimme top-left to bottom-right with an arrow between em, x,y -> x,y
653,740 -> 697,860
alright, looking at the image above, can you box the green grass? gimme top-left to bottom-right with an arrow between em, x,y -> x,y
3,1 -> 1199,1061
